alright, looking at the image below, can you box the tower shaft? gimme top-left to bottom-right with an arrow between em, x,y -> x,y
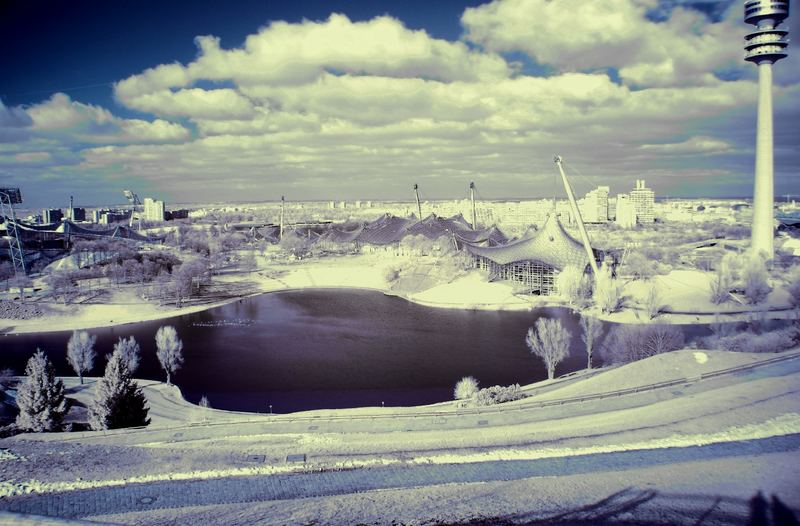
752,62 -> 775,257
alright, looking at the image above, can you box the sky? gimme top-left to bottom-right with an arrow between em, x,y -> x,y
1,0 -> 798,208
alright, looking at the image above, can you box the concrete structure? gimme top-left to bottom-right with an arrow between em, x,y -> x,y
744,0 -> 790,259
579,186 -> 610,223
630,180 -> 655,223
143,197 -> 165,222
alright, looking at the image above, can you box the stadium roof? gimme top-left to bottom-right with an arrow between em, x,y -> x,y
464,214 -> 595,271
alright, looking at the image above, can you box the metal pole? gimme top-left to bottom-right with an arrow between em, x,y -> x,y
279,196 -> 285,241
413,184 -> 422,219
470,182 -> 477,229
554,156 -> 599,276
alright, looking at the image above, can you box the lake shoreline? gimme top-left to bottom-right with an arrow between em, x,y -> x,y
2,254 -> 794,335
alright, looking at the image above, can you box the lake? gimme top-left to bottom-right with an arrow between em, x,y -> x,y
0,289 -> 712,413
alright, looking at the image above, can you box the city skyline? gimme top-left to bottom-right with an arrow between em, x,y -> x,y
1,0 -> 799,208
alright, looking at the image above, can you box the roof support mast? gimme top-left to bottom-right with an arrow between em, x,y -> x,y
279,195 -> 285,241
554,155 -> 599,276
470,181 -> 478,229
413,183 -> 422,219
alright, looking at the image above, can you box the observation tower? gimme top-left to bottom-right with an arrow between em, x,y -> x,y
744,0 -> 790,258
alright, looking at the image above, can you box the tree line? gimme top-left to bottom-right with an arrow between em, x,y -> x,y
14,325 -> 184,433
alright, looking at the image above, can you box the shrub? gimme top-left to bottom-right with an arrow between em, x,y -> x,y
474,384 -> 526,406
786,266 -> 800,307
593,264 -> 624,313
742,255 -> 772,304
454,376 -> 479,400
601,324 -> 685,364
556,265 -> 587,306
712,329 -> 795,354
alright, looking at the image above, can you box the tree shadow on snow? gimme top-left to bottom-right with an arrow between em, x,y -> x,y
442,488 -> 799,526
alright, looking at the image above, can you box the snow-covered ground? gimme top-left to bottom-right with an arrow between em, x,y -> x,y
1,349 -> 797,520
3,256 -> 797,335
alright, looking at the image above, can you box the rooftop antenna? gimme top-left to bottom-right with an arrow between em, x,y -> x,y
469,182 -> 478,230
413,183 -> 422,219
554,156 -> 599,277
279,195 -> 285,240
0,187 -> 26,275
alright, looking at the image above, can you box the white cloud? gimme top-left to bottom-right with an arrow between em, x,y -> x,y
25,93 -> 189,143
113,13 -> 511,119
119,88 -> 255,120
461,0 -> 744,87
639,135 -> 732,154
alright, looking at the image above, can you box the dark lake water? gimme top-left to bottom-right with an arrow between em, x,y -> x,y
1,289 -> 714,413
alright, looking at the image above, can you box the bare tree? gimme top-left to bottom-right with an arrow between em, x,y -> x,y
155,325 -> 184,385
525,318 -> 571,380
709,266 -> 733,305
643,325 -> 685,357
113,336 -> 141,375
593,263 -> 623,313
579,315 -> 603,370
556,265 -> 585,306
643,284 -> 664,319
66,330 -> 96,384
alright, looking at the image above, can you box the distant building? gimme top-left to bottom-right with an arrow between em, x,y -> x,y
143,197 -> 165,222
579,186 -> 609,223
615,195 -> 637,228
68,207 -> 86,222
98,210 -> 130,225
630,179 -> 655,223
42,208 -> 63,224
167,209 -> 190,220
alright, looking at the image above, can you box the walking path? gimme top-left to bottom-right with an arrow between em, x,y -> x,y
1,434 -> 798,520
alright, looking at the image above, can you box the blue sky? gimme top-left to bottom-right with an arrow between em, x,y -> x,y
1,0 -> 798,208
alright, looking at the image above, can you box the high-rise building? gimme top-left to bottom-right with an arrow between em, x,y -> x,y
744,0 -> 790,258
42,208 -> 63,224
629,180 -> 655,223
579,186 -> 609,223
68,207 -> 86,221
143,197 -> 165,222
615,195 -> 637,228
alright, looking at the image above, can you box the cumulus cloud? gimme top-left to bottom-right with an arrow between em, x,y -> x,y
461,0 -> 744,87
27,93 -> 190,143
6,6 -> 799,204
113,13 -> 511,120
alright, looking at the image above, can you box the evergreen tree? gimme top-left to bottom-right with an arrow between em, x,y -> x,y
155,325 -> 184,385
88,347 -> 150,430
16,349 -> 67,432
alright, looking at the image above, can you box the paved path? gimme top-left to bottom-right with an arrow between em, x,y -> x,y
1,434 -> 798,520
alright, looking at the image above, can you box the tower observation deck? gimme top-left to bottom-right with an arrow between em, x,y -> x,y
744,0 -> 790,259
